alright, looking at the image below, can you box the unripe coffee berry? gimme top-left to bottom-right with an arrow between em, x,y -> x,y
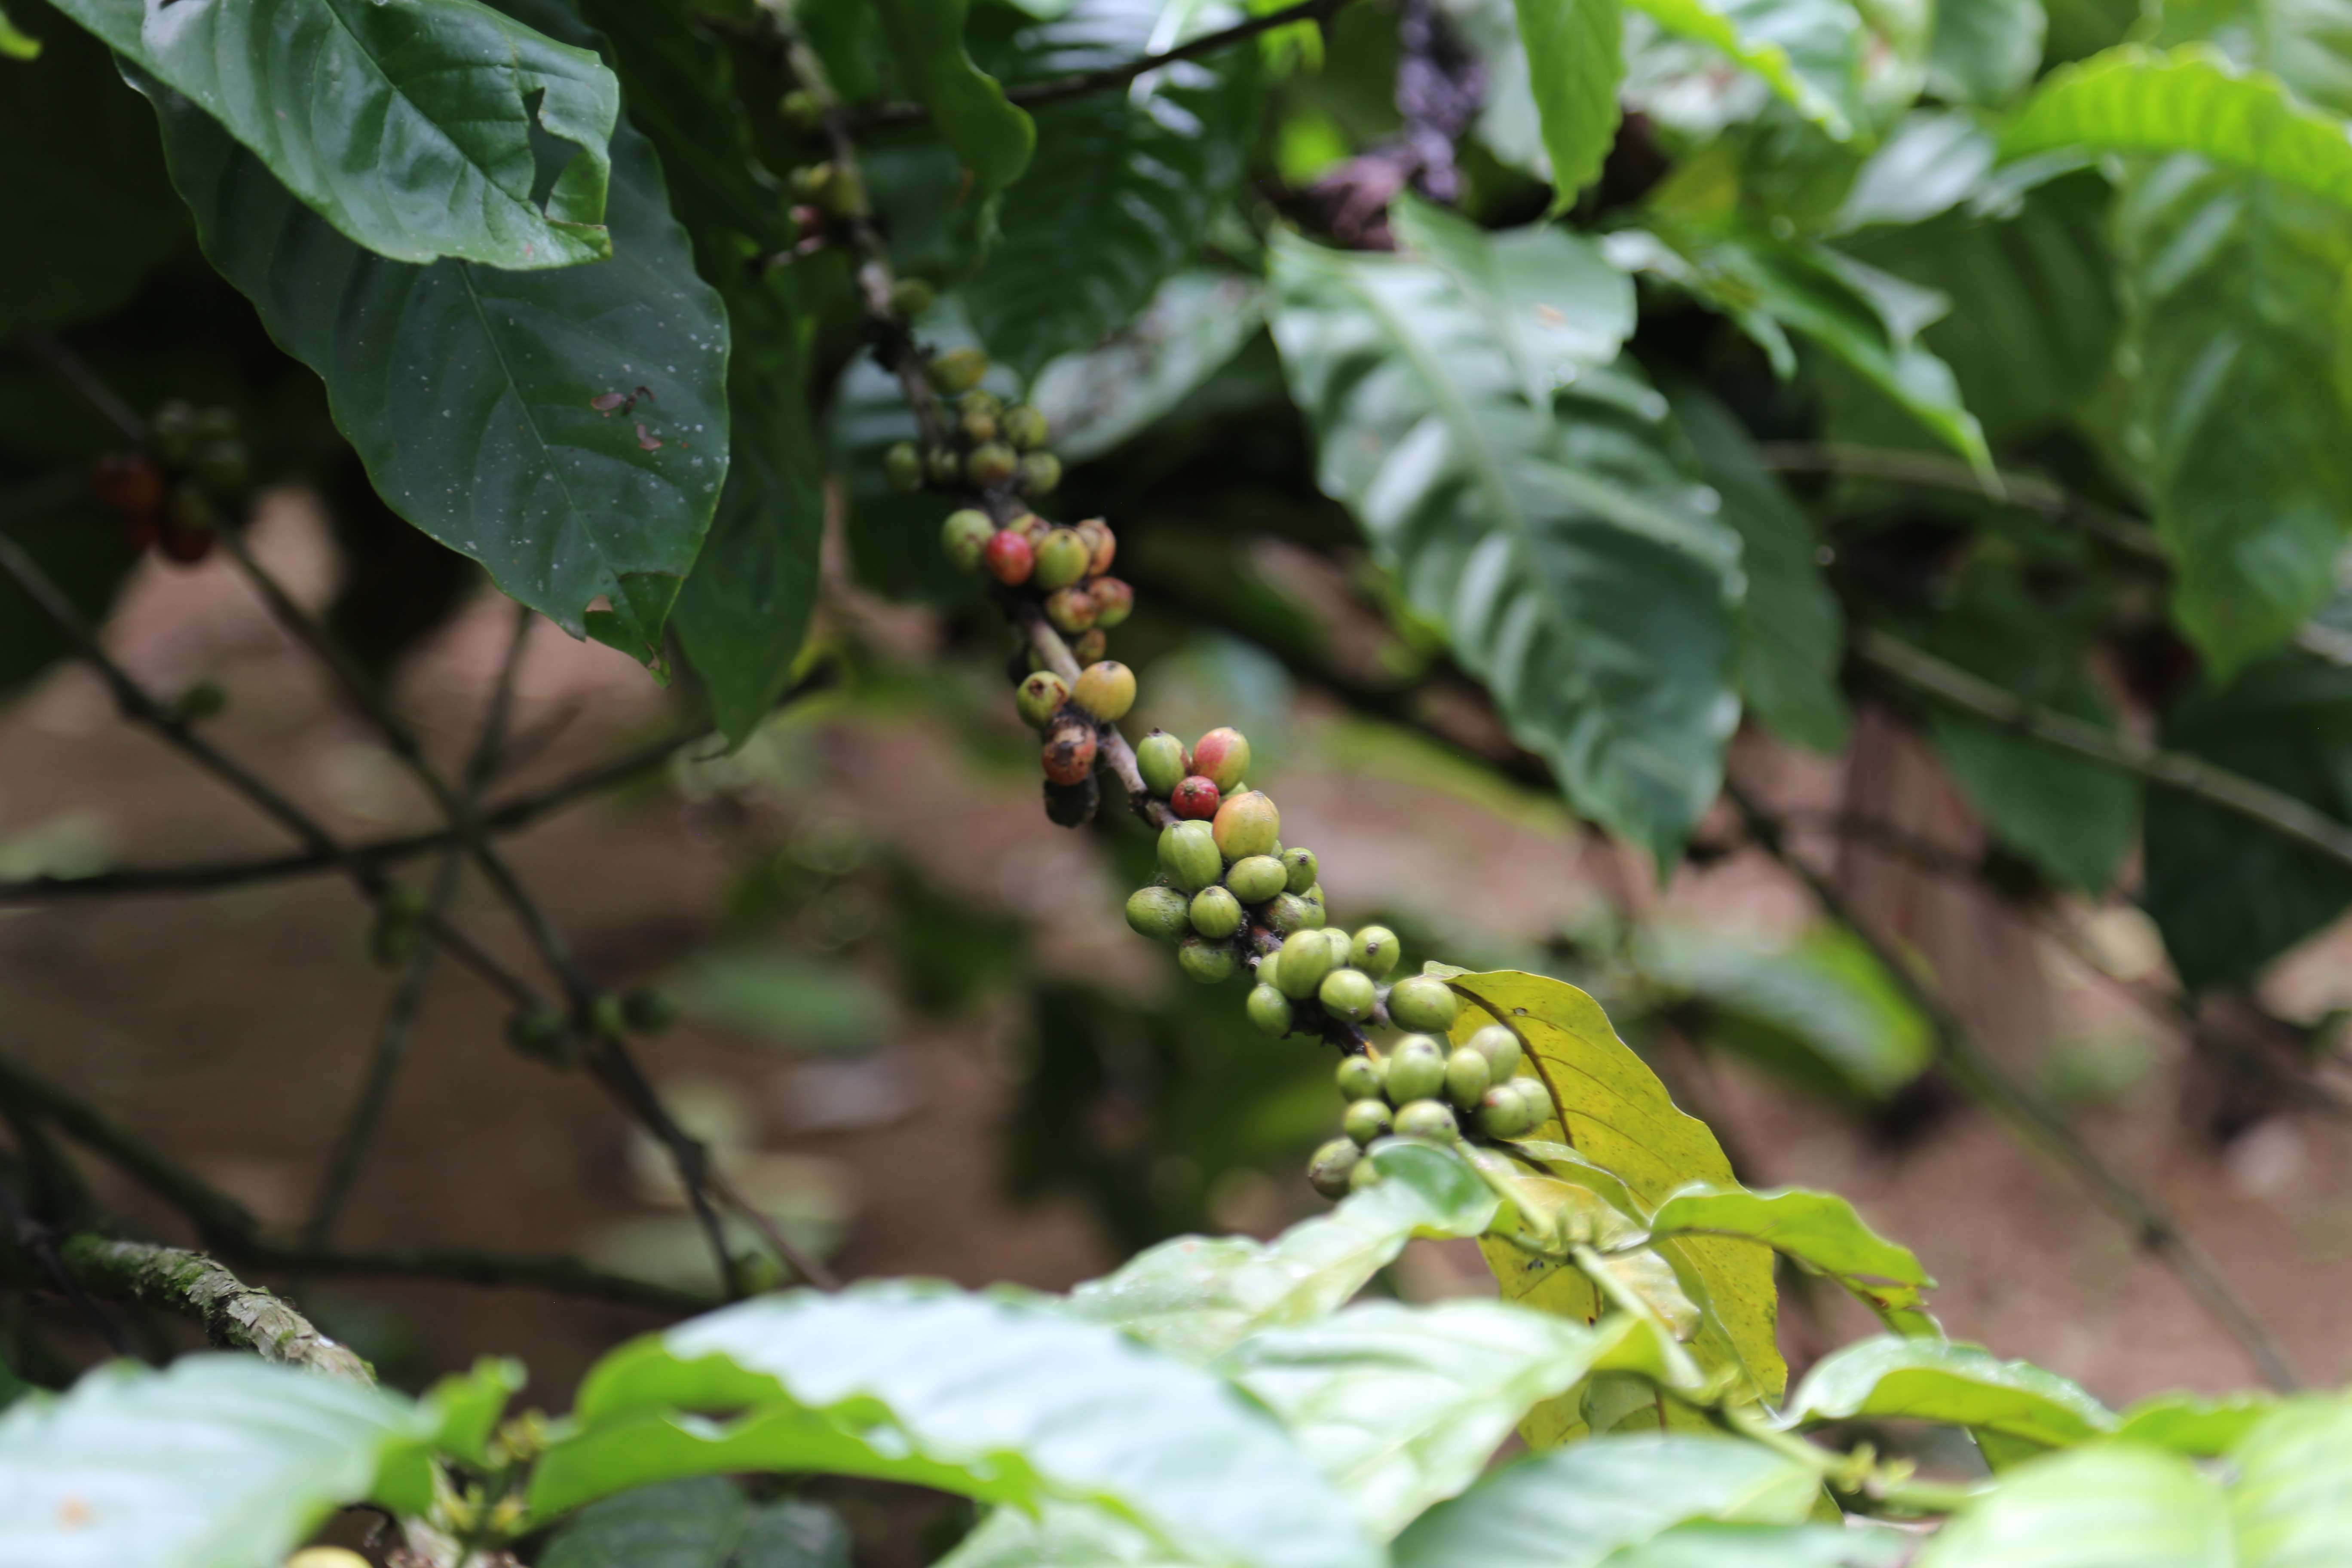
1386,1035 -> 1448,1102
1072,660 -> 1135,721
1136,732 -> 1190,796
884,440 -> 923,493
1394,1099 -> 1458,1141
1041,714 -> 1097,785
780,89 -> 823,129
1212,790 -> 1280,862
1019,452 -> 1062,495
1044,585 -> 1098,633
1189,884 -> 1243,940
1073,629 -> 1109,664
1445,1046 -> 1491,1109
622,986 -> 680,1034
962,389 -> 1004,420
1264,892 -> 1314,934
1076,518 -> 1116,573
967,441 -> 1019,488
925,446 -> 962,485
927,346 -> 990,395
1177,934 -> 1237,985
1158,820 -> 1223,892
1387,975 -> 1461,1034
1225,854 -> 1287,904
1351,926 -> 1400,979
1032,528 -> 1091,590
1475,1083 -> 1540,1140
1004,404 -> 1050,451
1126,885 -> 1191,943
1191,727 -> 1251,793
1170,775 -> 1221,820
983,529 -> 1035,585
890,276 -> 936,317
1298,886 -> 1328,929
1016,670 -> 1070,729
1089,577 -> 1134,628
1307,1137 -> 1362,1199
961,406 -> 1000,445
1281,847 -> 1318,894
1342,1098 -> 1393,1146
1336,1054 -> 1386,1101
1466,1024 -> 1524,1082
1512,1075 -> 1557,1124
941,509 -> 994,571
1348,1156 -> 1384,1192
1255,947 -> 1282,991
1246,983 -> 1293,1038
1274,928 -> 1339,1000
505,1004 -> 568,1061
1319,967 -> 1377,1022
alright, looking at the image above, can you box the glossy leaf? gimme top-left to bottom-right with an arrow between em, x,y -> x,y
139,77 -> 729,653
540,1477 -> 851,1568
1645,1185 -> 1936,1334
1512,0 -> 1626,200
0,1356 -> 428,1568
935,1503 -> 1193,1568
2116,1391 -> 2285,1456
1029,272 -> 1268,463
1915,1446 -> 2223,1568
538,1282 -> 1378,1568
1927,0 -> 2046,103
1269,233 -> 1742,862
1782,1336 -> 2117,1450
1219,1300 -> 1617,1537
1602,1522 -> 1914,1568
1393,1434 -> 1822,1568
968,0 -> 1261,377
2230,1399 -> 2352,1561
49,0 -> 618,268
1629,0 -> 1868,139
873,0 -> 1035,202
1831,109 -> 2000,233
1065,1140 -> 1498,1363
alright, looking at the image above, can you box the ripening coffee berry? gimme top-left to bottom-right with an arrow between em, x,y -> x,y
1044,585 -> 1099,633
884,440 -> 923,493
1351,926 -> 1400,979
1386,1035 -> 1448,1102
1041,714 -> 1098,785
1191,727 -> 1251,793
1395,1099 -> 1459,1141
1016,670 -> 1070,729
941,509 -> 994,570
1072,660 -> 1135,721
1342,1098 -> 1393,1146
926,446 -> 962,485
1043,773 -> 1099,827
1073,628 -> 1109,664
961,405 -> 1001,445
890,276 -> 936,318
1089,577 -> 1134,628
1445,1046 -> 1492,1109
1126,885 -> 1191,943
1274,928 -> 1339,1000
1019,452 -> 1062,495
1336,1054 -> 1385,1101
1307,1137 -> 1362,1199
1465,1024 -> 1524,1082
1032,527 -> 1091,590
1225,854 -> 1287,904
1189,884 -> 1243,940
967,441 -> 1019,488
927,347 -> 990,395
1247,983 -> 1293,1038
1387,975 -> 1461,1034
1170,775 -> 1221,820
1212,791 -> 1280,862
1158,820 -> 1223,893
1475,1083 -> 1541,1140
1137,731 -> 1190,796
1076,518 -> 1116,573
1264,892 -> 1314,935
1178,934 -> 1237,984
983,529 -> 1035,585
1319,967 -> 1377,1022
1004,404 -> 1050,451
1005,511 -> 1042,537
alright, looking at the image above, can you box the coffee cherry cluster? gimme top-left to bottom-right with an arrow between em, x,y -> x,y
1305,1024 -> 1557,1197
885,347 -> 1063,502
89,400 -> 251,565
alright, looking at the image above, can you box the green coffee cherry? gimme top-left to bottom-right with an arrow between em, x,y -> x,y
941,509 -> 994,570
1177,935 -> 1237,985
1385,1035 -> 1448,1102
1387,975 -> 1460,1034
1319,967 -> 1377,1021
1158,820 -> 1223,893
1072,661 -> 1135,722
1512,1075 -> 1558,1124
1395,1099 -> 1459,1141
1247,984 -> 1293,1038
927,347 -> 990,395
1281,847 -> 1318,895
884,440 -> 923,493
1299,886 -> 1328,930
1019,452 -> 1062,495
1136,731 -> 1188,796
1351,926 -> 1400,979
1342,1098 -> 1393,1146
622,986 -> 680,1034
1126,885 -> 1191,943
968,441 -> 1019,488
1445,1046 -> 1491,1109
1475,1083 -> 1541,1140
1274,928 -> 1339,1001
1465,1025 -> 1524,1082
1255,946 -> 1283,992
1225,854 -> 1287,904
1003,404 -> 1050,451
1307,1138 -> 1362,1200
1264,892 -> 1314,934
1190,885 -> 1243,940
1016,670 -> 1071,729
1212,791 -> 1280,862
781,89 -> 824,129
505,1004 -> 568,1062
1032,527 -> 1091,590
1348,1155 -> 1384,1192
961,405 -> 1001,445
890,276 -> 936,318
926,446 -> 962,486
962,389 -> 1004,422
1336,1054 -> 1385,1100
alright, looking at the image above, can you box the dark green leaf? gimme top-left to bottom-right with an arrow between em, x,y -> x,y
1645,1185 -> 1936,1334
1913,1446 -> 2222,1568
1629,0 -> 1867,138
1269,233 -> 1741,862
1927,0 -> 2046,103
540,1477 -> 851,1568
1782,1337 -> 2116,1449
138,79 -> 729,654
873,0 -> 1035,203
49,0 -> 619,268
538,1282 -> 1378,1568
1513,0 -> 1626,200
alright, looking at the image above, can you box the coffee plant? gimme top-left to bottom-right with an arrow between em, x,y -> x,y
10,0 -> 2352,1559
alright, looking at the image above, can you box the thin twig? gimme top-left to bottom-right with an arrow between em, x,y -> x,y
0,1050 -> 258,1246
16,331 -> 148,446
1726,778 -> 2304,1392
0,1177 -> 132,1357
246,1241 -> 717,1314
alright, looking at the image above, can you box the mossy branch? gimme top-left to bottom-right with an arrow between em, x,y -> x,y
53,1234 -> 375,1385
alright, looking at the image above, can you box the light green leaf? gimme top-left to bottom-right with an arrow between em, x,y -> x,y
1268,233 -> 1742,862
1628,0 -> 1868,138
47,0 -> 617,268
538,1282 -> 1378,1568
873,0 -> 1035,202
936,1503 -> 1194,1568
1514,0 -> 1627,201
0,2 -> 37,59
1916,1446 -> 2225,1568
136,74 -> 729,651
1831,110 -> 2000,232
1645,1185 -> 1937,1334
2230,1400 -> 2352,1563
1028,272 -> 1268,464
2117,1391 -> 2285,1456
540,1477 -> 851,1568
1393,1434 -> 1822,1568
1219,1301 -> 1617,1537
1783,1337 -> 2117,1450
1601,1521 -> 1914,1568
1928,0 -> 2047,102
0,1356 -> 429,1568
1066,1140 -> 1498,1363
